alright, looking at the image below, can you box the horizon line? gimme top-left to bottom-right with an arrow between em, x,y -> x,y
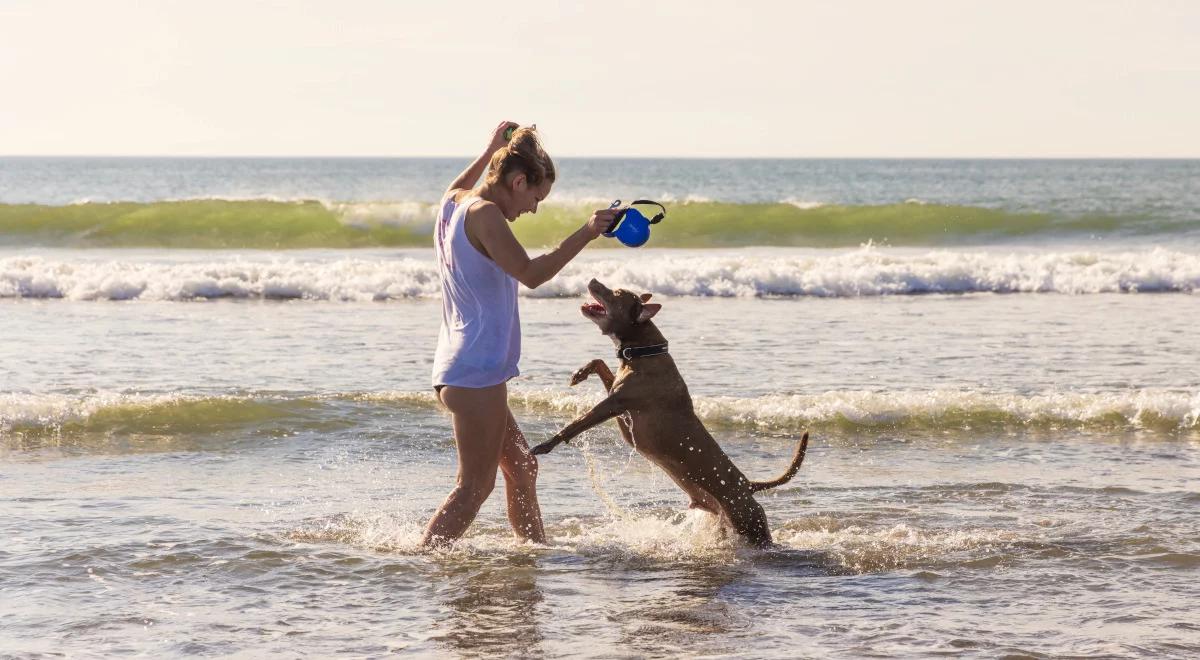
2,154 -> 1199,160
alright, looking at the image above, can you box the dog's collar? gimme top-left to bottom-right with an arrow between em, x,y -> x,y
617,342 -> 669,361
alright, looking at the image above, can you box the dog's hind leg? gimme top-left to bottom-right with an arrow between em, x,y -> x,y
663,470 -> 722,515
714,492 -> 773,548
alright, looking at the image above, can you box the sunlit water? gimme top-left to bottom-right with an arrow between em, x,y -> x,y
3,254 -> 1198,656
2,157 -> 1198,657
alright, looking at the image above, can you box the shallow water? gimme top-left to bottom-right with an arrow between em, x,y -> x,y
3,272 -> 1198,657
4,417 -> 1198,657
2,157 -> 1198,657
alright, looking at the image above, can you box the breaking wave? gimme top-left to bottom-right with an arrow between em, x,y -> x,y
0,199 -> 1190,249
5,388 -> 1197,440
3,247 -> 1197,300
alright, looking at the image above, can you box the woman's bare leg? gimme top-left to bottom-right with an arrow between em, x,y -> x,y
421,384 -> 508,547
499,409 -> 546,543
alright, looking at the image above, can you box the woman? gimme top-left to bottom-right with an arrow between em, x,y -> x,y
422,121 -> 616,547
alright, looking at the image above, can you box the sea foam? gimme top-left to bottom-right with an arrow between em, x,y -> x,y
5,388 -> 1197,437
2,247 -> 1197,301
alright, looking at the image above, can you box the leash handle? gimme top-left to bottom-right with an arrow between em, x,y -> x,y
605,199 -> 667,234
628,199 -> 667,225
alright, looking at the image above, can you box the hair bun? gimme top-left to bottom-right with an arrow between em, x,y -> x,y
487,126 -> 556,187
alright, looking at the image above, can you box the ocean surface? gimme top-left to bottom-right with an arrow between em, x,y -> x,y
1,158 -> 1198,658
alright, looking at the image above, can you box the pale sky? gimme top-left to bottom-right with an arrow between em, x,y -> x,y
1,0 -> 1197,157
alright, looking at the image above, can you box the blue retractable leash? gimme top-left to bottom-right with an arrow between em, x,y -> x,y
603,199 -> 668,248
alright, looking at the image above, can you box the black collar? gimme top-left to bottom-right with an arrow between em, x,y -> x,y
617,342 -> 669,361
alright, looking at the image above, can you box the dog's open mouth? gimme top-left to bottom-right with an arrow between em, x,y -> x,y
581,302 -> 606,317
581,293 -> 607,318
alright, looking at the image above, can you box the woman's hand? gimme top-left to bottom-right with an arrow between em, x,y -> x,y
447,121 -> 519,193
487,120 -> 519,154
586,208 -> 620,238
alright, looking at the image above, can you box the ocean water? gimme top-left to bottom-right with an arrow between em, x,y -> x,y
1,158 -> 1198,657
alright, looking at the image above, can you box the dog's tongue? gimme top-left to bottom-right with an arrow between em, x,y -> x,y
582,302 -> 606,316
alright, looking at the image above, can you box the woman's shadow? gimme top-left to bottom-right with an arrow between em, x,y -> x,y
426,552 -> 545,657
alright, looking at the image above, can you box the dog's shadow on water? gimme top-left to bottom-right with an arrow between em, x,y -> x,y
562,545 -> 840,657
756,544 -> 856,576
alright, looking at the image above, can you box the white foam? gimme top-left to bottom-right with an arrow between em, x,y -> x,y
0,391 -> 186,431
554,509 -> 739,560
4,248 -> 1198,301
323,201 -> 436,229
287,508 -> 739,561
655,193 -> 714,204
0,255 -> 441,301
446,387 -> 1200,431
538,194 -> 715,208
775,517 -> 1020,572
781,197 -> 826,209
283,508 -> 1023,571
531,246 -> 1200,298
5,388 -> 1197,435
690,389 -> 1200,430
163,195 -> 319,204
539,196 -> 616,207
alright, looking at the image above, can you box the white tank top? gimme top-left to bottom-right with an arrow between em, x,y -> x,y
431,194 -> 521,388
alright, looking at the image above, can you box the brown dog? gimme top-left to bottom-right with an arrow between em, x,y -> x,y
531,278 -> 808,547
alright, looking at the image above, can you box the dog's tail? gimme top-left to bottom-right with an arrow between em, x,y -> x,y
749,432 -> 809,493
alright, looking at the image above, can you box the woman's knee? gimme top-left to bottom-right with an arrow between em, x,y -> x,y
455,471 -> 498,505
499,411 -> 539,484
503,453 -> 538,486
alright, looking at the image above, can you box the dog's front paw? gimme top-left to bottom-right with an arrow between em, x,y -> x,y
569,368 -> 592,387
530,438 -> 564,455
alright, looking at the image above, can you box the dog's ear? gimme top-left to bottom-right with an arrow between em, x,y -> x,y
636,303 -> 661,323
640,293 -> 653,303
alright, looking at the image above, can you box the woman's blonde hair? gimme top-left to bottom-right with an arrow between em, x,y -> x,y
485,127 -> 556,187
